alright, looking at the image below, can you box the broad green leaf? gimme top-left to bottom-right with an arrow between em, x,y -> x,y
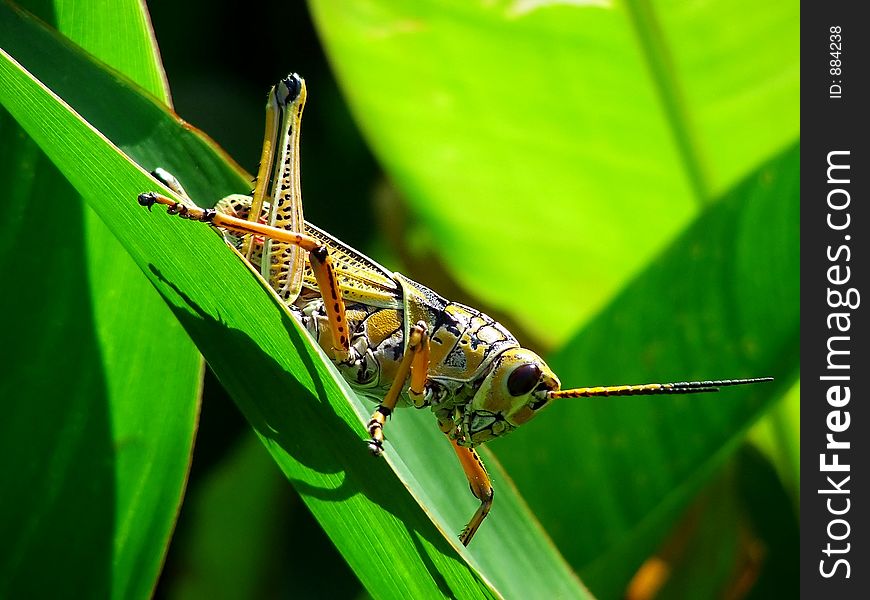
308,0 -> 798,347
0,1 -> 198,598
494,142 -> 798,597
0,6 -> 588,598
310,3 -> 797,596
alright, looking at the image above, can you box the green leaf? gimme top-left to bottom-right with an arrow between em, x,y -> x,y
310,2 -> 797,596
749,380 -> 800,508
165,433 -> 294,599
53,0 -> 170,100
0,5 -> 588,598
495,142 -> 798,597
0,1 -> 198,598
308,0 -> 798,347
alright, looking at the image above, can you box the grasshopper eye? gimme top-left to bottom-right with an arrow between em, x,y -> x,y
507,363 -> 541,397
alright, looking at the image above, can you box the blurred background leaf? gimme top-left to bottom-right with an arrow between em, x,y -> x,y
308,0 -> 798,346
306,1 -> 798,597
500,142 -> 798,597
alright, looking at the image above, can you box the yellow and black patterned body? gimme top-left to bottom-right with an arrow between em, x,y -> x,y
297,272 -> 545,446
219,208 -> 560,448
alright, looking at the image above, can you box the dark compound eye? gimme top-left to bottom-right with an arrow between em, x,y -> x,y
507,363 -> 541,397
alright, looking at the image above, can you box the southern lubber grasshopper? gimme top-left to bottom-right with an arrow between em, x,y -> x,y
138,74 -> 772,546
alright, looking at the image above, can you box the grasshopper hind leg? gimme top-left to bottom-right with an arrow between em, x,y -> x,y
212,194 -> 264,250
448,437 -> 494,546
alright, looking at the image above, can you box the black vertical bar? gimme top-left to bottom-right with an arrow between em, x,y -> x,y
801,3 -> 868,597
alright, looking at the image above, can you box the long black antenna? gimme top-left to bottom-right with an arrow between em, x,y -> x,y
547,377 -> 773,399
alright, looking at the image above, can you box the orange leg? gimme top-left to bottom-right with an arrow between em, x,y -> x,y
138,191 -> 350,360
448,437 -> 494,546
142,190 -> 496,544
408,324 -> 430,408
366,320 -> 430,455
307,245 -> 350,362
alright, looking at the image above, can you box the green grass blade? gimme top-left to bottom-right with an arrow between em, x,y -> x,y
53,0 -> 170,100
0,47 -> 485,600
0,115 -> 201,600
50,2 -> 199,597
0,1 -> 198,597
0,5 -> 588,598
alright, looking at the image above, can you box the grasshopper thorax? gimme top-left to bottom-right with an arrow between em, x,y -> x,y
463,347 -> 561,445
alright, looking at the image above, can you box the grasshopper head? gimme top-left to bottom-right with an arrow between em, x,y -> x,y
465,348 -> 561,445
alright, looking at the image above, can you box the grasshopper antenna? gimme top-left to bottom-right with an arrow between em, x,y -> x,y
547,377 -> 773,399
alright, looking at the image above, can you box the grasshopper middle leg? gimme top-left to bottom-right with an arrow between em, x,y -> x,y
366,320 -> 430,455
364,320 -> 493,544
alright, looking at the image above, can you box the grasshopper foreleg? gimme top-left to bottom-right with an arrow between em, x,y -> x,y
366,321 -> 430,456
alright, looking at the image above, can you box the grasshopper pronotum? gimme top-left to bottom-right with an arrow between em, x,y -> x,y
138,74 -> 772,546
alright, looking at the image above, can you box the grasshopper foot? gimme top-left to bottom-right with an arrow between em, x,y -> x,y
366,407 -> 390,457
138,192 -> 158,211
367,438 -> 384,457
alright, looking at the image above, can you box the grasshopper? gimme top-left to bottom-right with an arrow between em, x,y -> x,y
138,74 -> 772,546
